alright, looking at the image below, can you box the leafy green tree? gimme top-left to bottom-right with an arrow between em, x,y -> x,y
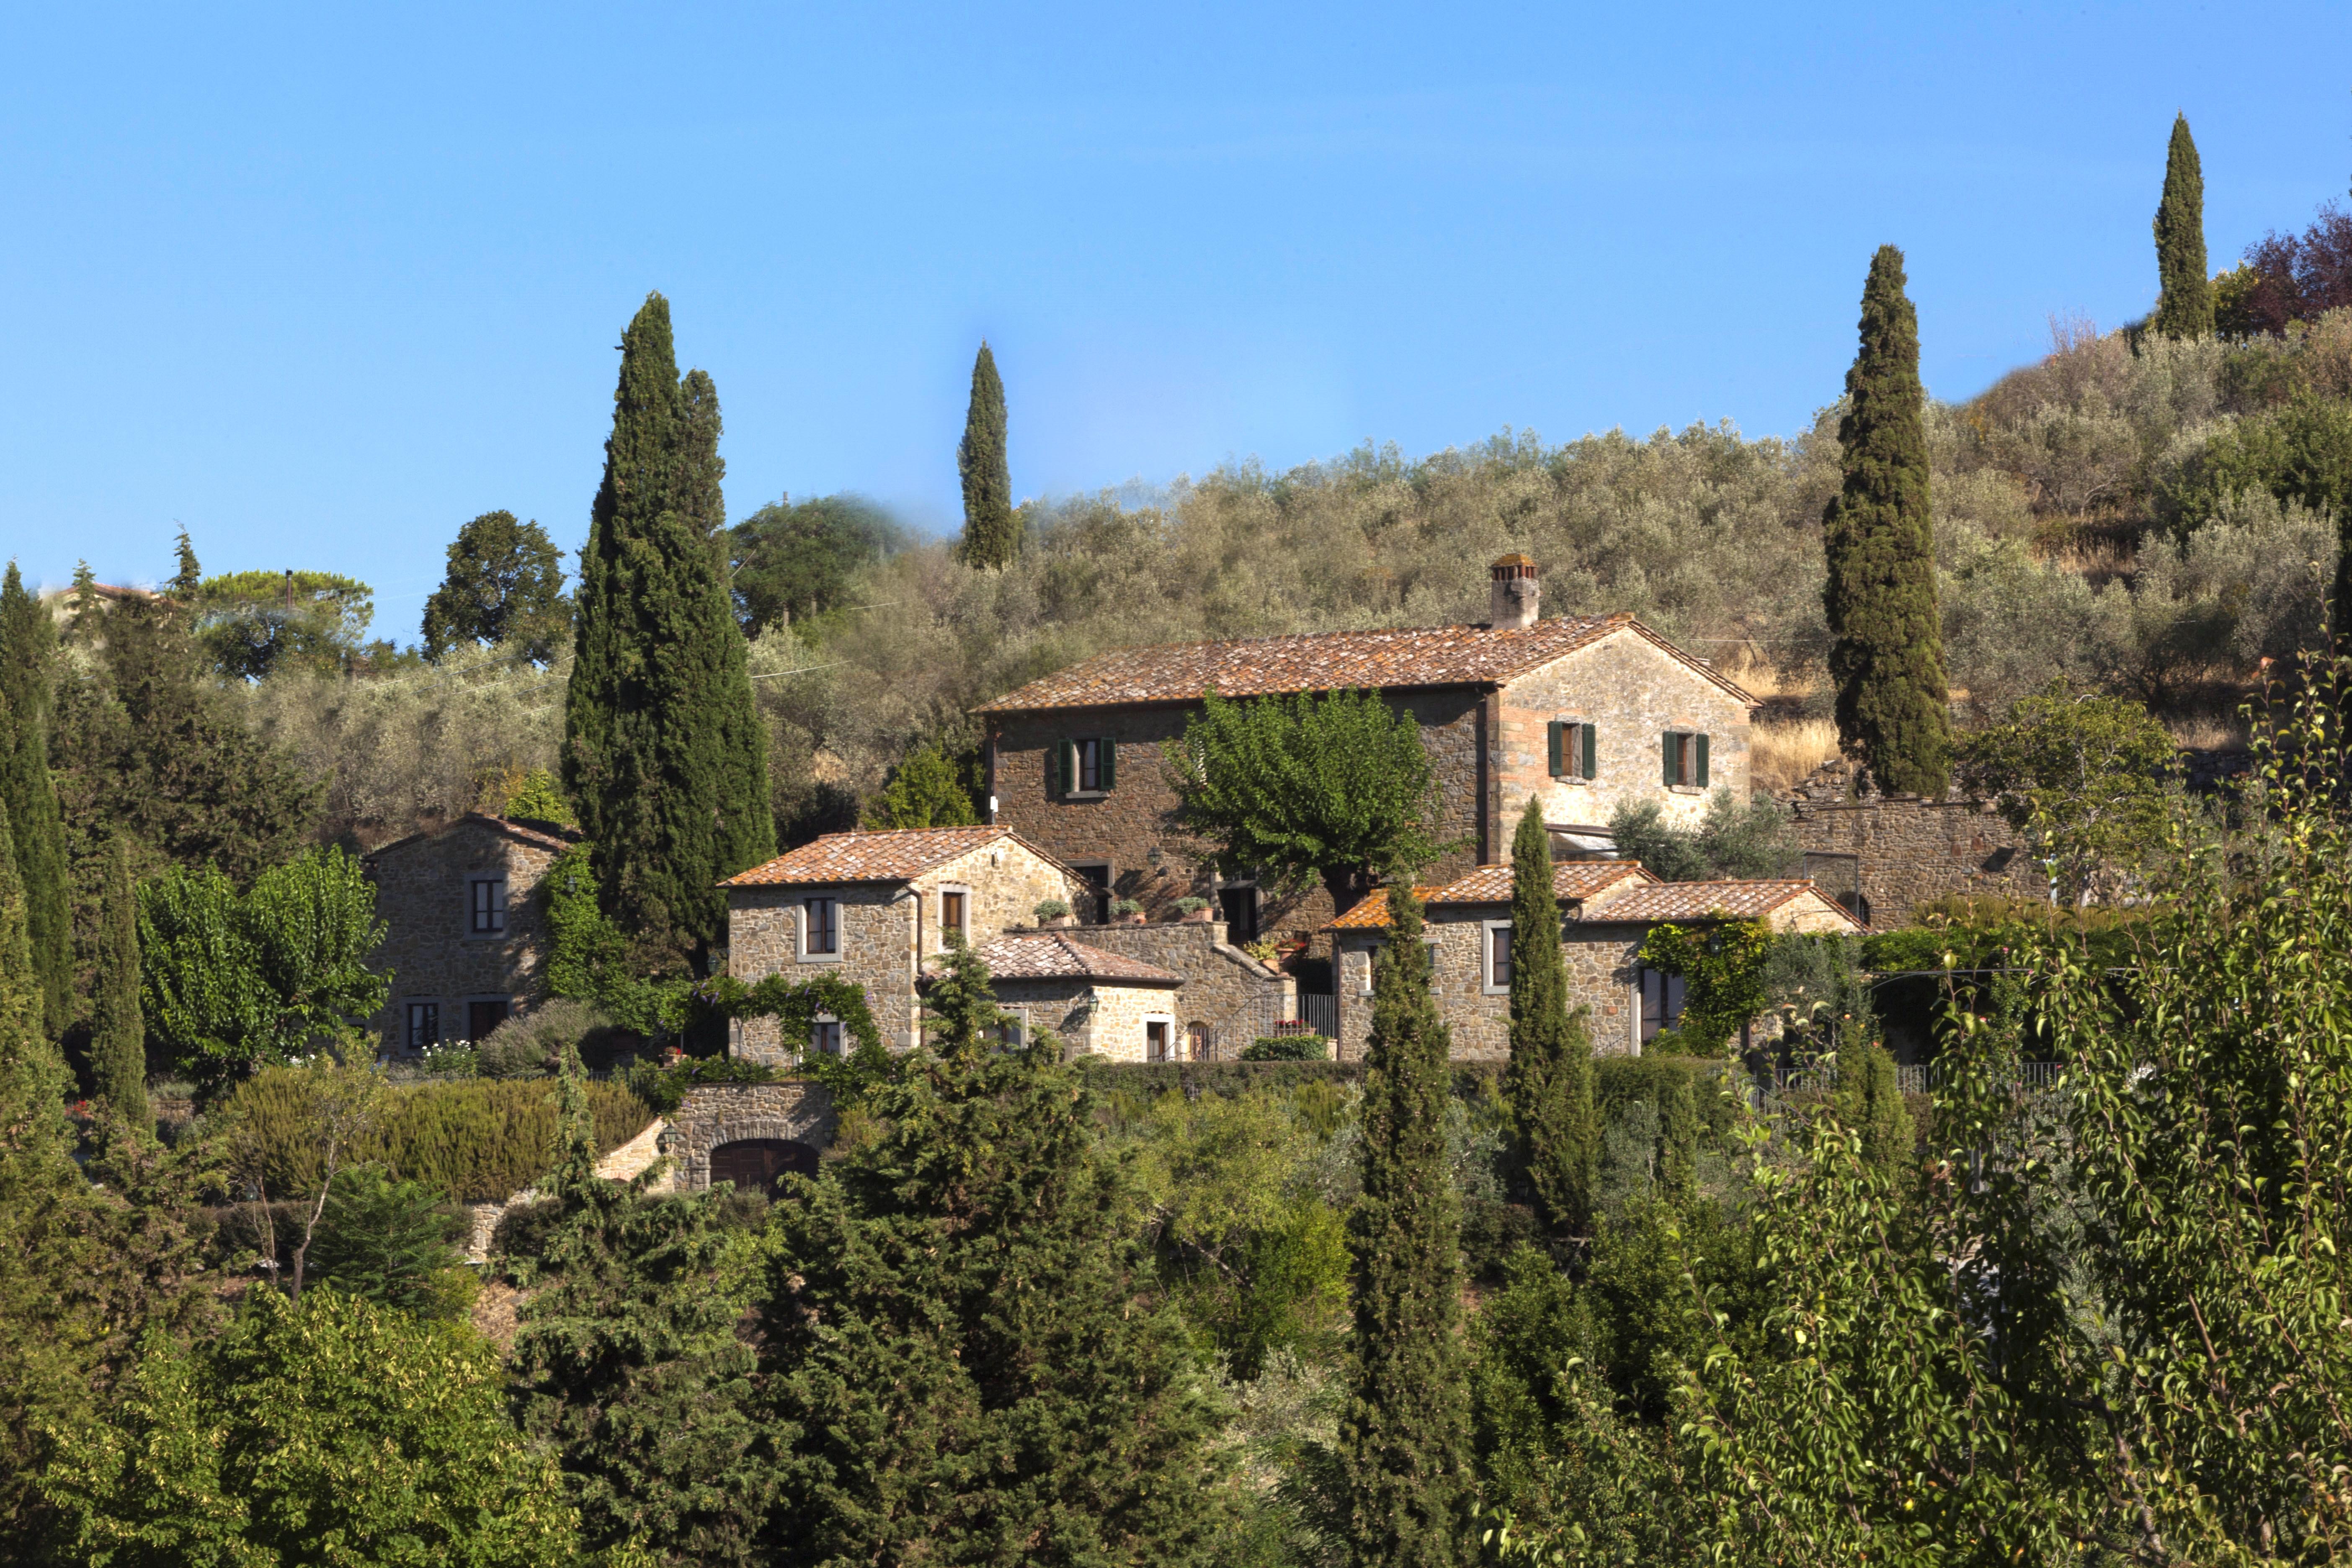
861,738 -> 980,829
422,510 -> 573,663
1823,245 -> 1953,797
1633,918 -> 1774,1056
1954,683 -> 2181,906
956,340 -> 1019,569
563,292 -> 774,960
761,940 -> 1234,1565
502,766 -> 576,829
1607,789 -> 1798,882
2156,395 -> 2352,648
728,493 -> 901,636
2151,113 -> 2213,340
508,1047 -> 773,1565
1503,799 -> 1597,1236
1337,883 -> 1473,1566
0,561 -> 71,1034
190,567 -> 377,680
1171,688 -> 1454,918
137,848 -> 390,1092
89,838 -> 147,1130
1829,1037 -> 1914,1187
309,1164 -> 471,1318
39,1288 -> 579,1566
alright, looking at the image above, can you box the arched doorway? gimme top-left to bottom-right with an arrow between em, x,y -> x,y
709,1138 -> 820,1197
1185,1022 -> 1212,1062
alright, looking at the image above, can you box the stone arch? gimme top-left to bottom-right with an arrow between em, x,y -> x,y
660,1081 -> 837,1192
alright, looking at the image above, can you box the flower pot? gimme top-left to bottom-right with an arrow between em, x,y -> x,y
1041,915 -> 1073,929
1179,908 -> 1212,923
1121,912 -> 1146,925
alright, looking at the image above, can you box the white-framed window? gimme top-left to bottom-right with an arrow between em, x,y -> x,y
1661,730 -> 1711,789
809,1016 -> 843,1057
1482,920 -> 1513,994
405,1001 -> 440,1050
1145,1016 -> 1176,1062
938,885 -> 970,947
469,877 -> 508,936
802,895 -> 840,960
1547,720 -> 1596,781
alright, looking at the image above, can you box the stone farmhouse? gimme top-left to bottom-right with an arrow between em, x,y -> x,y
972,554 -> 1759,940
1326,863 -> 1861,1061
364,813 -> 576,1054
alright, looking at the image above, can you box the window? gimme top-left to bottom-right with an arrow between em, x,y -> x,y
1640,967 -> 1688,1045
1661,730 -> 1710,789
1055,736 -> 1117,795
469,877 -> 507,935
1186,1021 -> 1212,1062
1217,882 -> 1259,941
1547,720 -> 1597,781
405,1002 -> 440,1050
804,896 -> 838,957
467,998 -> 510,1042
939,887 -> 969,945
1484,921 -> 1512,992
1071,864 -> 1113,924
1145,1019 -> 1172,1062
809,1018 -> 843,1057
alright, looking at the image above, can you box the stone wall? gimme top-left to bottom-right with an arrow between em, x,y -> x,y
1029,918 -> 1295,1060
1782,758 -> 2043,928
660,1081 -> 837,1192
1333,909 -> 1642,1063
366,817 -> 566,1054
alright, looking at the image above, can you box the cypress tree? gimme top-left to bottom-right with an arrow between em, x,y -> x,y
0,563 -> 70,1035
955,341 -> 1019,569
2152,113 -> 2213,340
563,293 -> 774,960
1337,883 -> 1473,1567
89,839 -> 147,1131
1822,246 -> 1954,798
1502,798 -> 1597,1235
760,939 -> 1232,1563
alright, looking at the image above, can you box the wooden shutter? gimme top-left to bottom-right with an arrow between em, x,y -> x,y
1581,722 -> 1597,781
1098,737 -> 1116,790
1547,720 -> 1563,777
1056,741 -> 1074,797
1695,732 -> 1710,787
1662,732 -> 1677,787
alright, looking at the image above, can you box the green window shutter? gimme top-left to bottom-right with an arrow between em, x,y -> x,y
1056,741 -> 1074,797
1099,737 -> 1117,790
1582,722 -> 1597,781
1662,732 -> 1677,787
1547,720 -> 1563,777
1696,732 -> 1710,787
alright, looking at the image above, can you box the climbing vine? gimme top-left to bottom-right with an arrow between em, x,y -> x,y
1635,917 -> 1774,1055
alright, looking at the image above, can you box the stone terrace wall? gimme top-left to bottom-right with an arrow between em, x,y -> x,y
1782,758 -> 2043,928
660,1081 -> 836,1192
1026,918 -> 1296,1060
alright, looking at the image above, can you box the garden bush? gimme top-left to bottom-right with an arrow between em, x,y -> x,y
1240,1035 -> 1329,1061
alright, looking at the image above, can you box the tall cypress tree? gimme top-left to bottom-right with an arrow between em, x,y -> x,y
0,563 -> 70,1035
1823,246 -> 1953,799
955,341 -> 1018,569
2152,113 -> 2213,340
89,839 -> 147,1131
564,294 -> 774,960
1502,799 -> 1597,1235
1338,883 -> 1473,1567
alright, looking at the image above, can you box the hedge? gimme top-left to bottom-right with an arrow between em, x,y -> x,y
223,1071 -> 655,1203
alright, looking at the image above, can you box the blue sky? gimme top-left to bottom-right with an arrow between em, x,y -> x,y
3,2 -> 2346,644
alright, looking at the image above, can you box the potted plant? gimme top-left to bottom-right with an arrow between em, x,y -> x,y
1034,898 -> 1072,928
1111,898 -> 1145,925
1176,896 -> 1213,923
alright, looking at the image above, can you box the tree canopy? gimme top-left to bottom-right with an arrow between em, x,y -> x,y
1954,683 -> 2181,905
729,493 -> 901,637
422,510 -> 572,663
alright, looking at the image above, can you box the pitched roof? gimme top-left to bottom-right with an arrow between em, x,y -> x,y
1577,879 -> 1860,927
364,812 -> 576,864
720,827 -> 1069,888
1327,861 -> 1660,928
947,932 -> 1184,985
972,613 -> 1754,714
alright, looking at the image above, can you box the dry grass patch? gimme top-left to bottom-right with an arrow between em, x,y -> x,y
1751,718 -> 1841,796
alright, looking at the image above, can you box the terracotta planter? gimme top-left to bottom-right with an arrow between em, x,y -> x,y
1119,911 -> 1146,925
1040,915 -> 1073,929
1179,907 -> 1213,923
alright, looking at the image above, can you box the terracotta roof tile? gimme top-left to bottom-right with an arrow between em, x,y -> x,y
972,614 -> 1754,713
721,827 -> 1067,888
364,812 -> 576,864
943,933 -> 1183,984
1578,879 -> 1859,926
1327,861 -> 1661,928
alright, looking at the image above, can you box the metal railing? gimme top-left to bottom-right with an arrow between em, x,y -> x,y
1252,992 -> 1338,1043
1755,1060 -> 2065,1096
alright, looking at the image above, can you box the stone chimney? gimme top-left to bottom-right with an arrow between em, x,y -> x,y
1488,553 -> 1539,629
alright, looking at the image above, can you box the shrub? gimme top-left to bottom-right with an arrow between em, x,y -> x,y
475,998 -> 620,1079
623,1054 -> 779,1116
1033,897 -> 1069,921
1176,895 -> 1211,914
418,1042 -> 478,1077
1241,1035 -> 1329,1062
1111,897 -> 1143,917
308,1165 -> 474,1319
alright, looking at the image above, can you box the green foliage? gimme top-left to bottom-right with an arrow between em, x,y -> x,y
1338,884 -> 1473,1565
1633,918 -> 1774,1057
510,1046 -> 775,1565
859,737 -> 980,828
1172,687 -> 1455,917
422,510 -> 572,663
1954,683 -> 2181,905
476,997 -> 616,1078
191,567 -> 377,681
89,838 -> 148,1129
563,292 -> 774,959
2151,114 -> 2213,340
1242,1034 -> 1329,1061
136,847 -> 389,1090
1504,798 -> 1598,1235
39,1289 -> 579,1566
1593,1055 -> 1708,1205
543,842 -> 628,1005
1829,1038 -> 1915,1186
219,1067 -> 653,1203
1823,245 -> 1953,797
1760,931 -> 1875,1057
2156,394 -> 2352,646
1606,788 -> 1798,882
761,978 -> 1233,1564
500,765 -> 575,829
956,340 -> 1020,569
729,492 -> 902,636
0,562 -> 70,1034
308,1163 -> 471,1318
622,1053 -> 776,1116
1034,896 -> 1069,921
